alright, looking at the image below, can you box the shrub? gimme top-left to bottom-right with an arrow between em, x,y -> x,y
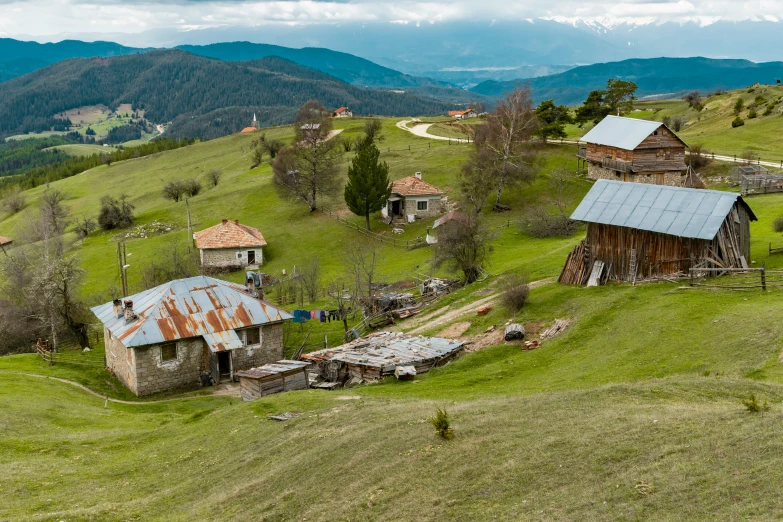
206,169 -> 222,188
773,216 -> 783,233
162,180 -> 185,202
742,393 -> 771,414
732,117 -> 745,128
671,116 -> 684,132
764,104 -> 775,116
734,98 -> 745,114
523,207 -> 579,238
748,109 -> 758,119
97,194 -> 135,230
73,217 -> 97,239
429,407 -> 454,440
500,274 -> 530,313
2,188 -> 26,214
686,144 -> 711,169
661,116 -> 672,128
183,178 -> 202,198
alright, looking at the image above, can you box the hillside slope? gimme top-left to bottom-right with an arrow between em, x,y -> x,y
0,51 -> 451,139
472,57 -> 783,105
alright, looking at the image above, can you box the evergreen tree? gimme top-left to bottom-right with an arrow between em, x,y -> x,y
344,137 -> 391,231
534,100 -> 573,143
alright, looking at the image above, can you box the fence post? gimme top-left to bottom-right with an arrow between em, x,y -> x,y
761,263 -> 767,290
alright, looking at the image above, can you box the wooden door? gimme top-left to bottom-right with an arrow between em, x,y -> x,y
247,250 -> 256,265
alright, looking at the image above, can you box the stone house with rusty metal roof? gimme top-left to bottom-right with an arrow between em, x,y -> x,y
577,116 -> 689,187
91,276 -> 292,396
381,173 -> 444,222
194,219 -> 267,269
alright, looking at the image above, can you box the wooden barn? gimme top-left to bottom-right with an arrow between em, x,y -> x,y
577,116 -> 689,187
559,180 -> 757,285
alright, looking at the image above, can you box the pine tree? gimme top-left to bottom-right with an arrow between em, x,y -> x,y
344,137 -> 391,231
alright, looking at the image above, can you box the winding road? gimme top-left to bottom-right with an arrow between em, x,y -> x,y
396,119 -> 470,143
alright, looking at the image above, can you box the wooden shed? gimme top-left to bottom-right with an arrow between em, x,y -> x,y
577,116 -> 688,187
236,360 -> 309,401
560,180 -> 757,284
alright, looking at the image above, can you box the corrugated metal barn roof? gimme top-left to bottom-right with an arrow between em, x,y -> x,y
580,115 -> 685,151
91,276 -> 292,350
571,180 -> 757,240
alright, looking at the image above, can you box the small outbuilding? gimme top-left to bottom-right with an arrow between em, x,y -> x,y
381,173 -> 444,222
577,116 -> 688,187
0,235 -> 12,254
448,108 -> 477,119
91,276 -> 292,396
194,219 -> 266,269
559,180 -> 757,284
236,360 -> 309,401
333,107 -> 353,118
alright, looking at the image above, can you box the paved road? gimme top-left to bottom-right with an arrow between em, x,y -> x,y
396,119 -> 470,143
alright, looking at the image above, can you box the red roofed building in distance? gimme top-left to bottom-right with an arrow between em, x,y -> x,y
241,113 -> 259,133
333,107 -> 353,118
447,108 -> 477,119
194,219 -> 267,268
382,172 -> 445,222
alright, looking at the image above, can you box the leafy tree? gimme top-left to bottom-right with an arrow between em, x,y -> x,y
344,137 -> 391,230
534,100 -> 573,143
734,97 -> 745,115
575,90 -> 609,125
272,101 -> 343,212
97,194 -> 135,230
162,180 -> 186,202
85,127 -> 96,136
206,169 -> 222,188
684,91 -> 703,111
604,79 -> 638,115
732,116 -> 745,128
432,214 -> 491,284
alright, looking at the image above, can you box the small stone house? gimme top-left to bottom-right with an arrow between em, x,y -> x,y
91,276 -> 293,396
577,116 -> 689,187
334,107 -> 353,118
194,219 -> 266,269
382,173 -> 444,222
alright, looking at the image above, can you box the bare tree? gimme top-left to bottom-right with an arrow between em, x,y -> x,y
343,241 -> 380,306
468,86 -> 541,210
38,188 -> 68,237
432,215 -> 491,284
272,101 -> 343,212
206,169 -> 223,188
522,169 -> 580,238
363,118 -> 384,143
328,279 -> 354,333
137,241 -> 200,291
459,151 -> 496,214
297,258 -> 321,303
2,187 -> 26,215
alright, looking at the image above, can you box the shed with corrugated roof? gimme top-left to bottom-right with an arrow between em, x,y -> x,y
559,180 -> 757,284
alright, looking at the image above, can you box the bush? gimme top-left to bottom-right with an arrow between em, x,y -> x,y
97,194 -> 135,230
773,216 -> 783,233
671,116 -> 684,132
734,98 -> 745,114
686,144 -> 711,169
764,104 -> 775,116
162,180 -> 185,202
183,178 -> 202,198
206,169 -> 222,188
2,188 -> 26,214
742,393 -> 771,414
748,109 -> 758,119
73,217 -> 97,239
429,407 -> 454,440
732,117 -> 745,128
500,274 -> 530,313
523,207 -> 580,238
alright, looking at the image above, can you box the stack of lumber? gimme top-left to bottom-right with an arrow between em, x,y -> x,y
559,242 -> 589,285
236,360 -> 309,401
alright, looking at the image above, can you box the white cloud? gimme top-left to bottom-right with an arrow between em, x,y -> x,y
4,0 -> 783,38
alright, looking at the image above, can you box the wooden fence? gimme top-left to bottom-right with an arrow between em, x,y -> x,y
688,265 -> 783,290
325,210 -> 426,248
35,340 -> 105,368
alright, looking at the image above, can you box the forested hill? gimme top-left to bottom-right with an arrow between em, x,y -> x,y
178,42 -> 445,89
0,38 -> 144,83
471,57 -> 783,105
0,51 -> 452,140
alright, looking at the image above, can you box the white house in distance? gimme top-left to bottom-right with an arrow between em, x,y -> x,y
334,107 -> 353,118
194,219 -> 266,269
382,173 -> 444,222
447,108 -> 477,119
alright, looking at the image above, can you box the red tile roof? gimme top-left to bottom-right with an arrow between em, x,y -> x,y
241,127 -> 257,133
334,107 -> 349,114
390,175 -> 444,197
0,235 -> 12,246
448,109 -> 474,117
194,220 -> 266,250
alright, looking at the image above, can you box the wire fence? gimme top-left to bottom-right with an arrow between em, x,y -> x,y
324,210 -> 426,248
688,265 -> 783,290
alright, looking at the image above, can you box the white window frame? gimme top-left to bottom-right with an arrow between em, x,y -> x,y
417,200 -> 428,211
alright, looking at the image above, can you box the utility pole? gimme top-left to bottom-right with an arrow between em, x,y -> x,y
117,242 -> 129,296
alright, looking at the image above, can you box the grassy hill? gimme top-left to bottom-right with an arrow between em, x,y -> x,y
472,57 -> 783,105
6,115 -> 783,520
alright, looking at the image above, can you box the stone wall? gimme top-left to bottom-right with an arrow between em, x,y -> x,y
133,338 -> 204,396
232,323 -> 285,371
201,247 -> 263,268
586,164 -> 685,187
104,326 -> 137,394
404,196 -> 442,218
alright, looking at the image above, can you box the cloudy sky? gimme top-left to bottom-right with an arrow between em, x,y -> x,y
2,0 -> 783,40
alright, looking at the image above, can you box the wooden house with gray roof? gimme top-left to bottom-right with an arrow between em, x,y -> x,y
577,116 -> 689,187
559,180 -> 757,285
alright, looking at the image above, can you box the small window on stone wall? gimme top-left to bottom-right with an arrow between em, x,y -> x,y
244,328 -> 261,346
417,200 -> 428,211
161,342 -> 177,362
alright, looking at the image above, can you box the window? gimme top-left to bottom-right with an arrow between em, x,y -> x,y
244,328 -> 261,346
417,200 -> 428,211
161,343 -> 177,362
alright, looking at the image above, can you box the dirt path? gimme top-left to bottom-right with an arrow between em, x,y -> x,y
1,371 -> 240,404
396,119 -> 469,143
405,278 -> 555,335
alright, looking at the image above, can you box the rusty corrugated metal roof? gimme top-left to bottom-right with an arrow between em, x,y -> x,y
91,276 -> 292,349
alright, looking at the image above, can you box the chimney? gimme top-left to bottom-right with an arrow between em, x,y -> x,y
124,300 -> 134,322
235,220 -> 239,225
112,299 -> 123,318
415,172 -> 422,180
222,219 -> 228,225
